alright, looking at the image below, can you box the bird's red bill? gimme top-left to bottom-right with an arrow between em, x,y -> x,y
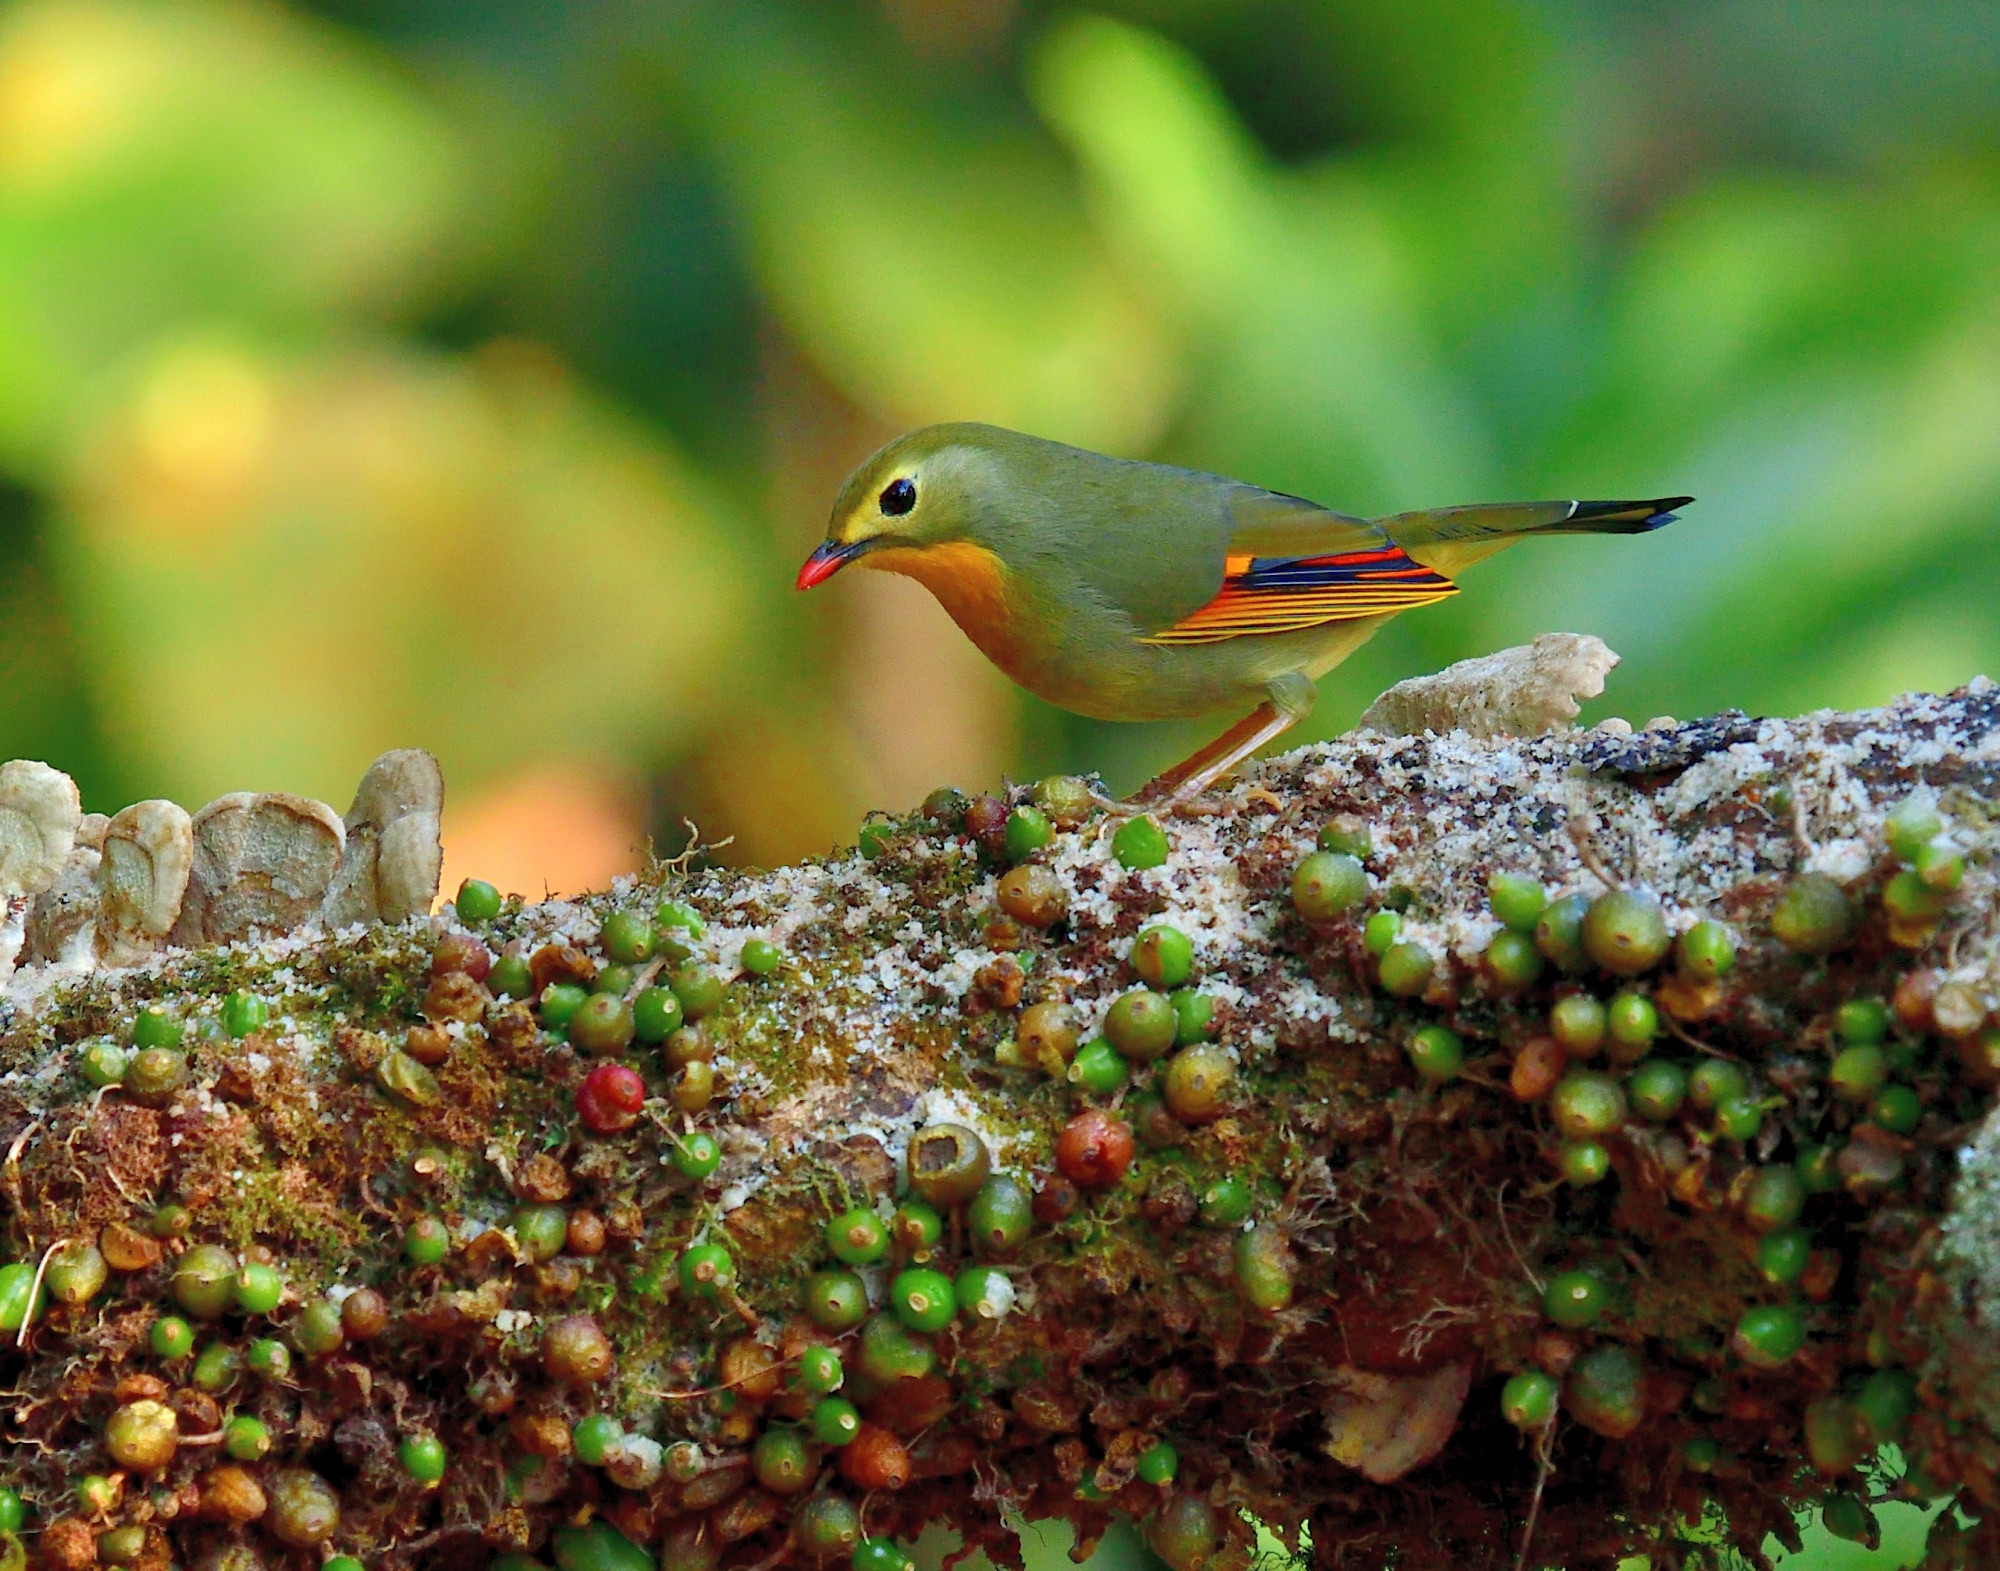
796,540 -> 861,590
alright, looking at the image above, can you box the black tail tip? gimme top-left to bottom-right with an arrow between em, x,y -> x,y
1573,495 -> 1694,533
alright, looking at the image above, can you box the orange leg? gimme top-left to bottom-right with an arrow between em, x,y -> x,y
1131,671 -> 1317,806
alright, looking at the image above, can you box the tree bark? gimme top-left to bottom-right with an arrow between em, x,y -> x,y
1,684 -> 1997,1571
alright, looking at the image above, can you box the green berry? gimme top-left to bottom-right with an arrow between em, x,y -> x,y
0,1486 -> 21,1532
150,1313 -> 195,1358
968,1175 -> 1033,1257
1550,1072 -> 1626,1139
224,1414 -> 272,1461
1742,1166 -> 1807,1232
1676,920 -> 1737,981
1757,1229 -> 1812,1284
454,877 -> 502,923
857,818 -> 894,859
656,898 -> 706,944
232,1262 -> 283,1314
954,1264 -> 1014,1320
573,1412 -> 625,1466
131,1003 -> 183,1049
1169,990 -> 1215,1044
1882,868 -> 1949,922
292,1298 -> 344,1357
804,1268 -> 868,1331
891,1200 -> 944,1254
1291,852 -> 1366,922
1198,1176 -> 1253,1228
752,1424 -> 814,1494
1714,1093 -> 1764,1142
797,1345 -> 843,1395
193,1341 -> 241,1392
399,1432 -> 447,1482
1796,1142 -> 1842,1194
170,1245 -> 237,1320
1804,1395 -> 1867,1475
221,989 -> 268,1039
1854,1368 -> 1918,1445
1232,1223 -> 1294,1314
633,986 -> 684,1043
79,1040 -> 129,1087
1316,816 -> 1371,859
857,1311 -> 935,1381
853,1538 -> 912,1571
741,938 -> 783,975
1534,893 -> 1591,973
1147,1495 -> 1220,1571
567,993 -> 635,1056
1377,941 -> 1434,998
672,1132 -> 722,1181
904,1123 -> 991,1206
489,953 -> 532,1000
1488,872 -> 1548,934
1362,910 -> 1401,958
1559,1141 -> 1611,1187
1032,775 -> 1096,827
1104,989 -> 1177,1061
1004,806 -> 1053,863
678,1242 -> 736,1300
1732,1305 -> 1806,1368
1870,1083 -> 1923,1135
889,1267 -> 956,1332
1135,1440 -> 1179,1485
670,965 -> 726,1021
246,1336 -> 291,1379
1111,815 -> 1169,870
1606,992 -> 1658,1058
600,911 -> 656,965
1913,841 -> 1964,893
1482,930 -> 1544,990
1626,1059 -> 1687,1121
1407,1025 -> 1465,1083
42,1239 -> 105,1307
77,1476 -> 118,1513
1821,1493 -> 1878,1547
124,1045 -> 188,1102
405,1217 -> 450,1265
1550,995 -> 1607,1057
539,982 -> 588,1030
1501,1370 -> 1558,1429
813,1396 -> 862,1446
1836,998 -> 1890,1045
1131,924 -> 1194,989
554,1523 -> 653,1571
1682,1436 -> 1720,1471
1687,1059 -> 1748,1111
151,1203 -> 192,1238
1582,888 -> 1670,976
1544,1269 -> 1610,1329
1885,795 -> 1943,862
1830,1043 -> 1890,1103
827,1207 -> 889,1266
1069,1038 -> 1128,1094
1770,873 -> 1857,953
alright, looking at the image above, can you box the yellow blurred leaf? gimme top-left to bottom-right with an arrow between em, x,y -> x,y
52,336 -> 757,812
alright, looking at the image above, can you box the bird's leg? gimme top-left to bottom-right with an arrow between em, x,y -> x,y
1133,672 -> 1315,805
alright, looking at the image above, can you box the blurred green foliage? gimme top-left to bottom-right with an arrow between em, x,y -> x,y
0,0 -> 1996,861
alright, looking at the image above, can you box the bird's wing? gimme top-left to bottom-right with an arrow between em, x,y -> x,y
1137,486 -> 1457,646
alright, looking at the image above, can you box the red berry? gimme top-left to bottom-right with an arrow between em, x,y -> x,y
1055,1109 -> 1133,1191
577,1063 -> 645,1135
430,931 -> 492,982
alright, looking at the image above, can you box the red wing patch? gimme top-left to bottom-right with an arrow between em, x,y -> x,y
1140,548 -> 1458,646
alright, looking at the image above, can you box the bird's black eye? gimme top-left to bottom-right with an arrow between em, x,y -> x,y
879,477 -> 917,516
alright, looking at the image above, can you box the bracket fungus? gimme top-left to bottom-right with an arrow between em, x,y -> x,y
0,757 -> 82,899
95,798 -> 194,966
173,790 -> 345,944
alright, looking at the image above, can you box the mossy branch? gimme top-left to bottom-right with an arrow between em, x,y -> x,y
2,684 -> 1999,1571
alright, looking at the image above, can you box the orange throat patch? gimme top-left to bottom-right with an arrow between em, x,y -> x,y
863,541 -> 1019,669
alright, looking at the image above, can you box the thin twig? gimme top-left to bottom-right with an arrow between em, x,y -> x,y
1514,1419 -> 1556,1571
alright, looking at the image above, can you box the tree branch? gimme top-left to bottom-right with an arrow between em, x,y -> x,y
1,682 -> 1997,1570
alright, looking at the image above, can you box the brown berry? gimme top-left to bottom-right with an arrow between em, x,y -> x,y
838,1423 -> 911,1490
1510,1037 -> 1567,1102
544,1313 -> 614,1386
996,865 -> 1067,928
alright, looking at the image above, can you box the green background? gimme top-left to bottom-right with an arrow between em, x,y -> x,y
0,1 -> 1991,1562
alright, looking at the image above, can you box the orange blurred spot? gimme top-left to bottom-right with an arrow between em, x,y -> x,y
439,762 -> 644,904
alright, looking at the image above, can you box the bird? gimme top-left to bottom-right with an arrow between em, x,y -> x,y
797,423 -> 1688,802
